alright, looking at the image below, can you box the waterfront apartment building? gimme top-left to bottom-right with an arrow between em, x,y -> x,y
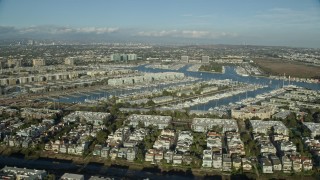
202,56 -> 210,63
231,105 -> 275,120
32,58 -> 45,67
181,56 -> 189,63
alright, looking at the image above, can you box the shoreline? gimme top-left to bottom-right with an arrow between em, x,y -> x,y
0,146 -> 317,179
0,146 -> 240,178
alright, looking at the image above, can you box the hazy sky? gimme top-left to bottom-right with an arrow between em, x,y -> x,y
1,0 -> 320,47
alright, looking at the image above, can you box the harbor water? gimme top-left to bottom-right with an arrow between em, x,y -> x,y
52,65 -> 320,110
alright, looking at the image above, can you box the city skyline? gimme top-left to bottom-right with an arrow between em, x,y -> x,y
1,0 -> 320,48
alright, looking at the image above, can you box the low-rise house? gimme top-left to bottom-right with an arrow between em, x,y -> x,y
202,150 -> 212,168
107,127 -> 130,147
259,141 -> 276,155
207,131 -> 222,153
302,157 -> 313,171
123,140 -> 138,148
7,136 -> 21,147
242,158 -> 252,171
117,148 -> 128,159
270,155 -> 282,171
173,154 -> 183,165
282,155 -> 292,173
22,138 -> 31,148
153,139 -> 171,150
164,150 -> 174,163
272,124 -> 289,136
67,144 -> 76,155
101,147 -> 110,158
183,154 -> 192,165
145,154 -> 154,162
272,134 -> 289,142
226,132 -> 245,156
75,141 -> 90,155
260,157 -> 273,174
59,144 -> 68,154
93,144 -> 103,156
154,151 -> 164,163
145,149 -> 159,163
126,147 -> 137,162
44,143 -> 52,151
52,140 -> 61,153
291,155 -> 302,172
212,153 -> 222,169
277,141 -> 296,154
153,130 -> 176,150
176,131 -> 192,153
222,154 -> 232,172
232,157 -> 242,170
110,147 -> 119,160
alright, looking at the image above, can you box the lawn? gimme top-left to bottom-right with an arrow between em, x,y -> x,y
254,58 -> 320,78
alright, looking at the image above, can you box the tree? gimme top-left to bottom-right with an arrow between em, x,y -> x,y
146,100 -> 155,107
162,90 -> 171,96
96,130 -> 108,144
304,114 -> 314,122
135,142 -> 145,163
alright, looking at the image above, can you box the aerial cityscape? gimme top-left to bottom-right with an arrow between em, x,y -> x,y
0,0 -> 320,180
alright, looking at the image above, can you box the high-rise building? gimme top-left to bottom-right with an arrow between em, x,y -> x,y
65,57 -> 75,66
128,54 -> 137,61
32,58 -> 45,67
111,53 -> 134,61
181,56 -> 189,62
202,56 -> 210,63
111,54 -> 121,61
121,54 -> 128,61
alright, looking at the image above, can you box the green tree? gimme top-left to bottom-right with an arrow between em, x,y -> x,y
96,130 -> 108,144
146,100 -> 155,107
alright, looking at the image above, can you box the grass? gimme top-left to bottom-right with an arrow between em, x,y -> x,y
254,58 -> 320,78
199,63 -> 223,73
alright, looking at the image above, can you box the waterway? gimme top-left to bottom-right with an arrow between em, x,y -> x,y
52,65 -> 320,110
0,155 -> 216,180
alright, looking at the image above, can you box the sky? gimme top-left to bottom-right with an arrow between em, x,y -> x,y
0,0 -> 320,48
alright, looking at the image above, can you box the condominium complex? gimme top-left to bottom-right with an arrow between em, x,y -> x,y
32,58 -> 45,67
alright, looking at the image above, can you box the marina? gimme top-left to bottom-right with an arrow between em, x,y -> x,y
51,65 -> 320,110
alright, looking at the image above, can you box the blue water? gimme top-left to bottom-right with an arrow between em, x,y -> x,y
53,65 -> 320,110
